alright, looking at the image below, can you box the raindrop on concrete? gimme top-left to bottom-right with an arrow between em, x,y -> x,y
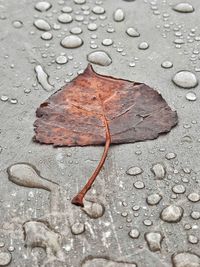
12,20 -> 23,28
161,61 -> 173,69
185,92 -> 197,101
113,8 -> 125,22
41,32 -> 53,40
187,192 -> 200,202
172,252 -> 200,267
34,19 -> 51,31
92,6 -> 105,15
58,14 -> 73,24
35,65 -> 53,91
61,35 -> 83,48
87,51 -> 112,66
62,6 -> 73,13
56,55 -> 68,64
126,27 -> 140,37
172,71 -> 198,89
0,252 -> 12,266
172,184 -> 186,194
161,205 -> 183,223
145,232 -> 163,252
35,1 -> 52,12
126,166 -> 143,176
70,27 -> 82,35
82,200 -> 105,219
71,222 -> 85,235
165,152 -> 176,160
129,228 -> 140,239
102,38 -> 113,46
133,181 -> 145,189
138,42 -> 149,50
151,163 -> 166,179
173,3 -> 194,13
146,193 -> 162,205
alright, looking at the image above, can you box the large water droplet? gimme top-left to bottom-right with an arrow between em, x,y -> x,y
0,252 -> 12,266
145,232 -> 163,252
113,8 -> 125,22
87,51 -> 112,66
61,35 -> 83,48
172,252 -> 200,267
71,221 -> 85,235
173,3 -> 194,13
160,205 -> 183,222
172,71 -> 198,89
126,27 -> 140,37
35,65 -> 54,91
146,193 -> 162,205
34,19 -> 51,31
161,61 -> 173,69
82,199 -> 105,219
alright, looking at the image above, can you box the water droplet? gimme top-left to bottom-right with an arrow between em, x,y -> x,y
129,228 -> 140,239
146,193 -> 162,205
34,19 -> 51,31
190,211 -> 200,220
188,235 -> 199,244
41,32 -> 53,40
35,1 -> 52,12
70,27 -> 82,35
0,252 -> 12,266
61,35 -> 83,48
161,61 -> 173,69
71,221 -> 85,235
143,219 -> 153,226
165,152 -> 176,160
62,6 -> 73,13
145,232 -> 163,252
187,192 -> 200,202
126,27 -> 140,37
173,3 -> 194,13
58,14 -> 73,24
56,55 -> 68,64
113,8 -> 125,22
138,42 -> 149,50
172,252 -> 200,267
82,199 -> 105,219
92,6 -> 105,15
151,163 -> 166,179
186,92 -> 197,101
102,38 -> 113,46
35,65 -> 53,91
126,166 -> 143,176
133,180 -> 145,189
74,0 -> 86,4
87,23 -> 98,31
160,205 -> 183,222
172,71 -> 198,89
10,98 -> 18,104
12,20 -> 23,28
87,51 -> 112,66
172,184 -> 186,194
0,95 -> 9,102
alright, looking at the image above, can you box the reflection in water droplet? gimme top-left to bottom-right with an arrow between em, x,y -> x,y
186,92 -> 197,101
188,235 -> 199,244
34,19 -> 51,31
35,1 -> 52,12
165,152 -> 176,160
151,163 -> 166,179
172,184 -> 186,194
113,8 -> 125,22
145,232 -> 163,252
173,3 -> 194,13
87,50 -> 112,66
0,95 -> 9,102
126,27 -> 140,37
70,27 -> 82,35
61,35 -> 83,48
160,205 -> 183,222
0,252 -> 12,266
190,211 -> 200,220
172,71 -> 198,89
35,65 -> 54,91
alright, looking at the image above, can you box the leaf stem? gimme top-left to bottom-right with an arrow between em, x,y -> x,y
71,116 -> 111,207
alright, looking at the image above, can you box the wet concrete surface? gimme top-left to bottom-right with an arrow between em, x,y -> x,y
0,0 -> 200,266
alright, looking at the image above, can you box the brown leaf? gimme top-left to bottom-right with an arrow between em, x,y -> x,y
34,64 -> 178,206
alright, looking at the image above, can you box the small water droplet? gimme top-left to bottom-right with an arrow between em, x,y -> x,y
113,8 -> 125,22
92,6 -> 105,15
56,55 -> 68,64
0,252 -> 12,266
41,32 -> 53,40
0,95 -> 9,102
62,6 -> 73,13
12,20 -> 23,28
165,152 -> 176,160
35,65 -> 53,91
126,27 -> 140,37
126,166 -> 143,176
172,184 -> 186,194
34,19 -> 51,31
185,92 -> 197,101
35,1 -> 52,12
82,199 -> 105,219
187,192 -> 200,202
71,221 -> 85,235
146,193 -> 162,205
133,181 -> 145,189
102,38 -> 113,46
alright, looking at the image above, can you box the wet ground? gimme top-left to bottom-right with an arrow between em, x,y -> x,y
0,0 -> 200,266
